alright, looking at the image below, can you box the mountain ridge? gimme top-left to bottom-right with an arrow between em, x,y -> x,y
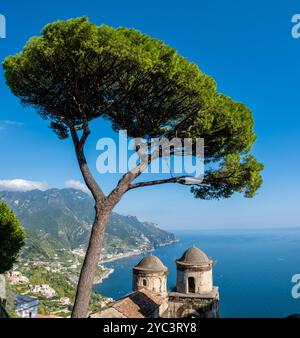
0,188 -> 176,261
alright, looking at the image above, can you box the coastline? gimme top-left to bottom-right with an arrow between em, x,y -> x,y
94,267 -> 114,284
94,239 -> 179,285
99,249 -> 151,264
99,239 -> 179,265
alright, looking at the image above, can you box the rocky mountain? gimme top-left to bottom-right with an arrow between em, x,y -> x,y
0,189 -> 176,261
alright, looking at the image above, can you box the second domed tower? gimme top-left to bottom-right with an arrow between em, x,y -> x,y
176,245 -> 213,294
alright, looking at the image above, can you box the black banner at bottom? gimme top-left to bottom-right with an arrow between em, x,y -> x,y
0,318 -> 298,336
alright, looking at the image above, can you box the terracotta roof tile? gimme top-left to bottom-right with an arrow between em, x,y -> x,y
92,289 -> 164,318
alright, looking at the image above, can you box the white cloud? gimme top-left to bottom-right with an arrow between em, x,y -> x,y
0,120 -> 23,131
0,179 -> 49,191
64,180 -> 90,194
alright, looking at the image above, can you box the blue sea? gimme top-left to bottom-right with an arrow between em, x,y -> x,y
94,228 -> 300,318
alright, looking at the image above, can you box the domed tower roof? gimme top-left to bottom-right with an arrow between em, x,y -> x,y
177,246 -> 213,267
133,255 -> 167,272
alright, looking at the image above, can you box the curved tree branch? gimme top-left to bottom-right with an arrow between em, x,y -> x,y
70,126 -> 106,203
127,169 -> 239,191
127,175 -> 193,190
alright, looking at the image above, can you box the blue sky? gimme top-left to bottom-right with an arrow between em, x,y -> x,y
0,0 -> 299,229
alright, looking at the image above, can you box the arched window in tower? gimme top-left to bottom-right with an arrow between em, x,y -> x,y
142,278 -> 147,287
188,277 -> 196,293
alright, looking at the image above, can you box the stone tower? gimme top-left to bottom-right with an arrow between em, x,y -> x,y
167,245 -> 219,318
133,255 -> 168,299
132,255 -> 169,316
176,245 -> 213,294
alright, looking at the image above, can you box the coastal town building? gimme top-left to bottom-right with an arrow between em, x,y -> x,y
30,284 -> 56,298
91,246 -> 219,318
14,294 -> 39,318
59,297 -> 71,306
7,271 -> 30,285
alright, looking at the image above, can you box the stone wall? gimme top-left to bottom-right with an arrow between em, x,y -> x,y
133,270 -> 167,296
167,293 -> 219,318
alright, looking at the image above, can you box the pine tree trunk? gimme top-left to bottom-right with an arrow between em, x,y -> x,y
69,127 -> 130,318
71,205 -> 112,318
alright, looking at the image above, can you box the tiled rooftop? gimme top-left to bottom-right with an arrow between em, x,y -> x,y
90,288 -> 164,318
